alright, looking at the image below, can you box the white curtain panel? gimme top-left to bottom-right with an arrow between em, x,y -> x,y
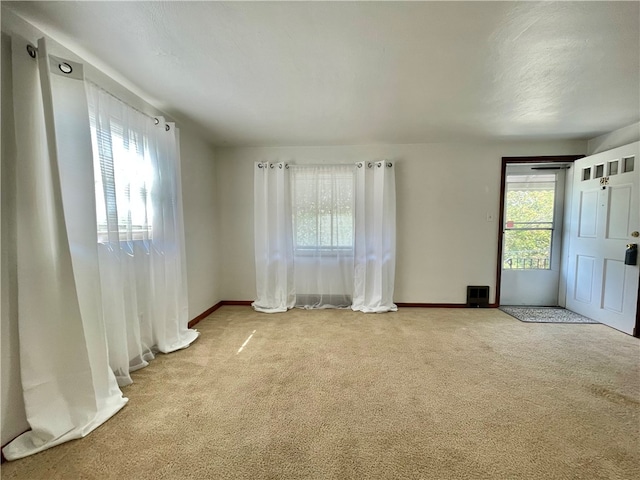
252,162 -> 295,313
352,161 -> 398,313
2,37 -> 127,461
86,82 -> 198,386
290,164 -> 355,308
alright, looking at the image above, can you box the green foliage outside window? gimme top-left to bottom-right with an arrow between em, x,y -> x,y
503,186 -> 555,270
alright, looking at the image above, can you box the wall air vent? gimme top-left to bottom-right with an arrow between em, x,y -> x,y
467,286 -> 489,308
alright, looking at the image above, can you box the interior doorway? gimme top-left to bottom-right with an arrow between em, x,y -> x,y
495,156 -> 584,307
500,164 -> 566,305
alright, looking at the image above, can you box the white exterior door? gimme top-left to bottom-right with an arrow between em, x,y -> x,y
566,142 -> 639,335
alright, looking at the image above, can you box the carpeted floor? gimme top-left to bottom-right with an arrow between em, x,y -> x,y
499,306 -> 599,324
2,306 -> 639,480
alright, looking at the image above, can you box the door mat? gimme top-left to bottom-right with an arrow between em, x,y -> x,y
499,306 -> 599,324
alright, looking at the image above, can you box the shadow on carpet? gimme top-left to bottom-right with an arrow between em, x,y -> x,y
499,306 -> 599,324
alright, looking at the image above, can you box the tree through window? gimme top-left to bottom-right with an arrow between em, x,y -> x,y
503,174 -> 556,270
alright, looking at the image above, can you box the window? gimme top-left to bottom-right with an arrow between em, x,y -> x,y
290,165 -> 354,254
88,95 -> 154,243
622,156 -> 635,173
503,174 -> 556,270
594,164 -> 604,178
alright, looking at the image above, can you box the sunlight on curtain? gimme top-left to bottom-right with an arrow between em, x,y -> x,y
86,82 -> 198,386
290,164 -> 355,308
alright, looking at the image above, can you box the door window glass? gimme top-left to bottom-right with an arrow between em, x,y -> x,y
623,156 -> 635,173
594,164 -> 604,178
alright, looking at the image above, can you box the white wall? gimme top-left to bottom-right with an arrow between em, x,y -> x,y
587,122 -> 640,155
180,128 -> 221,316
216,141 -> 586,304
1,13 -> 221,445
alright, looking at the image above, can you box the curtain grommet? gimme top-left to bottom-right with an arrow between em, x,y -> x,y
165,124 -> 170,131
26,44 -> 37,58
58,62 -> 73,74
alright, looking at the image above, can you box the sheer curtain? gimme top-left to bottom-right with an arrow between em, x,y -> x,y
252,162 -> 295,313
252,161 -> 397,313
290,164 -> 355,308
352,161 -> 397,313
86,82 -> 198,386
3,37 -> 127,461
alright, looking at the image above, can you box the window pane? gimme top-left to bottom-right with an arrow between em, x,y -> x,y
505,174 -> 555,228
291,166 -> 353,251
503,229 -> 552,270
594,164 -> 604,178
90,116 -> 153,242
623,156 -> 635,173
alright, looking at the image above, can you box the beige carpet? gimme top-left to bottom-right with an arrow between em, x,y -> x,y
2,306 -> 639,479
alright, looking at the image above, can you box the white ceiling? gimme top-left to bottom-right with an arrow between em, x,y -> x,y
5,1 -> 640,147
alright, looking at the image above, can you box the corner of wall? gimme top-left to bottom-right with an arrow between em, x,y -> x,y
179,129 -> 223,318
587,122 -> 640,155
